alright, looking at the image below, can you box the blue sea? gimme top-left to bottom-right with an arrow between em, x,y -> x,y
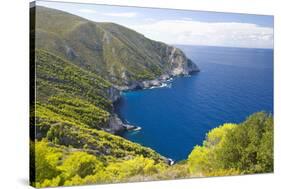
116,45 -> 273,161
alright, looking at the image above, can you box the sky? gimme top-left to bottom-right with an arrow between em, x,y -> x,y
36,0 -> 274,49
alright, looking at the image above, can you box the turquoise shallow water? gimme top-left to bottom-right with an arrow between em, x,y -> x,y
116,45 -> 273,161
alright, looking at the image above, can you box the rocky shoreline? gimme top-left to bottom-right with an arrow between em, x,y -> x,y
106,68 -> 200,135
115,71 -> 199,92
114,74 -> 173,91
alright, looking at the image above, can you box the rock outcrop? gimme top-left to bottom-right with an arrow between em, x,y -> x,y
106,114 -> 139,134
168,47 -> 199,76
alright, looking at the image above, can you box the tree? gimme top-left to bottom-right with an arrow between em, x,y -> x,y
35,140 -> 62,184
59,151 -> 103,179
187,112 -> 273,176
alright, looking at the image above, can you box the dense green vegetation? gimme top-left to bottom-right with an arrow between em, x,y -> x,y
35,49 -> 112,110
32,49 -> 167,187
187,112 -> 273,176
34,49 -> 164,159
30,6 -> 273,188
32,140 -> 168,187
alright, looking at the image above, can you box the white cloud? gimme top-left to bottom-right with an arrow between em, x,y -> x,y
182,17 -> 193,21
78,9 -> 137,18
103,12 -> 137,18
78,9 -> 96,14
128,19 -> 273,48
144,18 -> 157,22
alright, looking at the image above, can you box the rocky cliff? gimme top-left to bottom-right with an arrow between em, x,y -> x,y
115,46 -> 199,90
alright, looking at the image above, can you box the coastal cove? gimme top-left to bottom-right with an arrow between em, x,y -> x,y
115,45 -> 273,161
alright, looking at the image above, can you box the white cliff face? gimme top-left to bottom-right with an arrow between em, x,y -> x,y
167,47 -> 199,76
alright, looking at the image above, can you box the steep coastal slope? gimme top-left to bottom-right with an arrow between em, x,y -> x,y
34,6 -> 199,88
34,49 -> 164,159
31,6 -> 200,187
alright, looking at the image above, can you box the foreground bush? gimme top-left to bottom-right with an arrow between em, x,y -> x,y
188,112 -> 273,176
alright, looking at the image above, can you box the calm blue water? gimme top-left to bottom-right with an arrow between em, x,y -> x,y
116,45 -> 273,161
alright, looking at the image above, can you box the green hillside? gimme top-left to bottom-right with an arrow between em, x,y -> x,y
34,6 -> 198,86
32,49 -> 167,187
30,6 -> 272,188
34,49 -> 164,158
